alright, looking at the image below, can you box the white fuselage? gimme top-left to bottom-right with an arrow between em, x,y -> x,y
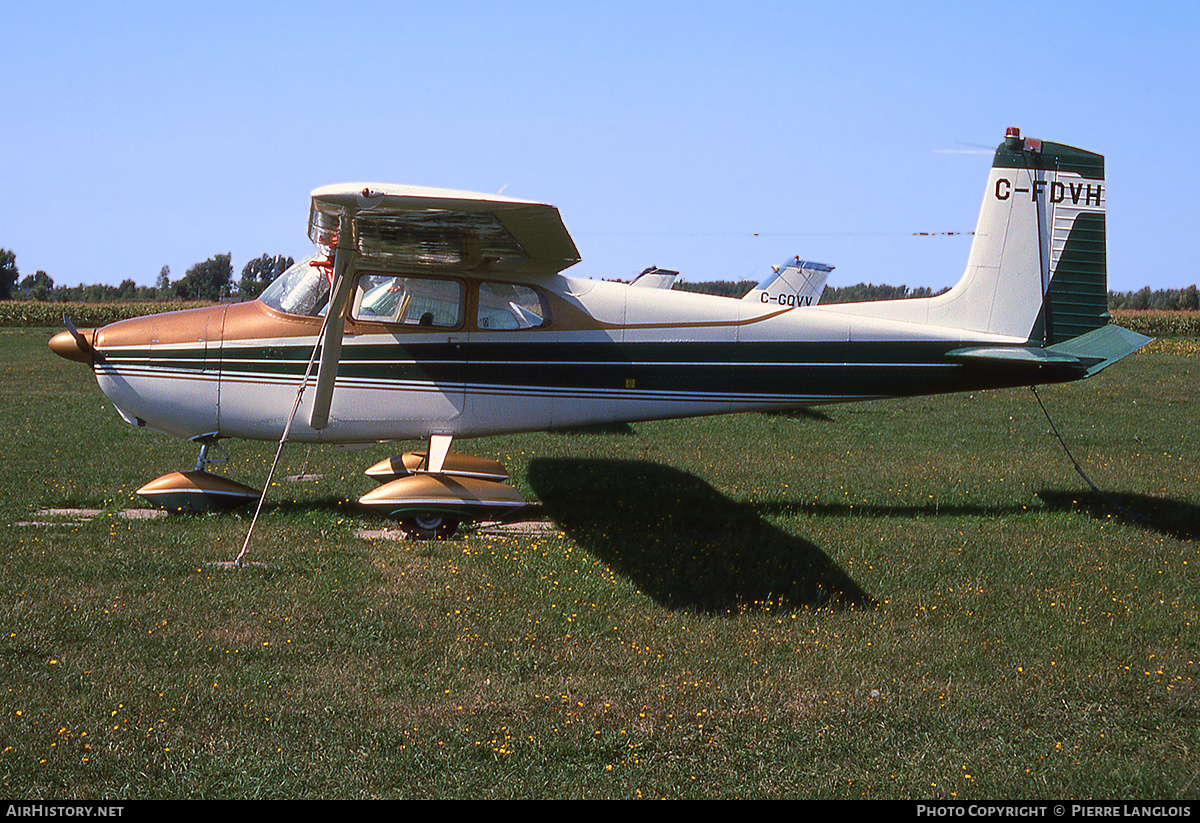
92,274 -> 1024,445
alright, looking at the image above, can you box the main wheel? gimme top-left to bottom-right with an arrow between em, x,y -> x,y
399,514 -> 460,540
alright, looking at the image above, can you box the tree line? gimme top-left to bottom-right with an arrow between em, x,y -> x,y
0,249 -> 293,303
1107,285 -> 1199,311
2,248 -> 1198,310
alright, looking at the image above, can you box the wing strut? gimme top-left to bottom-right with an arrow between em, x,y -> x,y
309,222 -> 357,430
232,210 -> 358,567
423,433 -> 454,474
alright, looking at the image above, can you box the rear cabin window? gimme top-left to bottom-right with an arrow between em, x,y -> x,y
477,282 -> 548,330
352,274 -> 463,328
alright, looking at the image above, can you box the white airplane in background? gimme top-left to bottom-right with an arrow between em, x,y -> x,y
743,258 -> 830,307
50,127 -> 1149,538
630,266 -> 680,289
630,257 -> 829,309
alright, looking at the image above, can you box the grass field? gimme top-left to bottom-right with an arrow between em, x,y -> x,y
1,328 -> 1196,799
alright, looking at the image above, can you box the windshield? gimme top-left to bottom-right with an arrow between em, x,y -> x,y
259,255 -> 330,317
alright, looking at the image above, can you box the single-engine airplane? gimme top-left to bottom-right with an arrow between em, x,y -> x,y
629,257 -> 829,307
50,127 -> 1150,538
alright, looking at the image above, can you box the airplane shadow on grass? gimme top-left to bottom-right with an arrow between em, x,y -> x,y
526,458 -> 874,614
1036,489 -> 1200,541
750,489 -> 1200,543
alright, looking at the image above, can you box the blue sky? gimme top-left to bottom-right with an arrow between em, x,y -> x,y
3,1 -> 1196,294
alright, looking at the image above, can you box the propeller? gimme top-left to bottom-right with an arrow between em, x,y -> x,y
48,314 -> 94,365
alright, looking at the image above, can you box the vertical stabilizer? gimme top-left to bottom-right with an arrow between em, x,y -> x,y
743,258 -> 831,308
939,128 -> 1108,343
631,266 -> 680,289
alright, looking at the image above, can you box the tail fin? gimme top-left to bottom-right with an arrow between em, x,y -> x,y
631,266 -> 679,289
832,129 -> 1147,372
940,127 -> 1108,344
742,257 -> 831,307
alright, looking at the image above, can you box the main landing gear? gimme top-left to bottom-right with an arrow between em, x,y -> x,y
357,434 -> 528,540
134,434 -> 527,539
398,513 -> 461,541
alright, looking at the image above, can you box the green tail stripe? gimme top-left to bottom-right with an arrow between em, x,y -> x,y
1047,212 -> 1108,343
1031,212 -> 1109,345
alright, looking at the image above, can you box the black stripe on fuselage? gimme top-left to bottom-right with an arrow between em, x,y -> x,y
98,339 -> 1078,402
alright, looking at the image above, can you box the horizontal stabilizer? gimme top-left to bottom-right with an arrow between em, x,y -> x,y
947,325 -> 1152,378
1045,324 -> 1153,377
946,346 -> 1083,366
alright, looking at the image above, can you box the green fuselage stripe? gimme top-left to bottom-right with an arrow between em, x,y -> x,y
98,339 -> 1081,402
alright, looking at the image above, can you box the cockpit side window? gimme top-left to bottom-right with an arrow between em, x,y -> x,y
352,274 -> 463,328
477,282 -> 548,330
259,256 -> 330,317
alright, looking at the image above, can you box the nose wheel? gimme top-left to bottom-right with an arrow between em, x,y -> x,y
136,438 -> 260,514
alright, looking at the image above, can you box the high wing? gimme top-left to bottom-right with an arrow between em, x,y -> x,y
305,184 -> 581,429
308,184 -> 581,276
